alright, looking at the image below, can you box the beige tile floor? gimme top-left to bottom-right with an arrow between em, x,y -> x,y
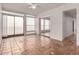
0,34 -> 77,55
1,36 -> 24,55
0,35 -> 51,55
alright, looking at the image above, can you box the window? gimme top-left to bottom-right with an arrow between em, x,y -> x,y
41,19 -> 49,31
41,19 -> 44,30
26,17 -> 35,34
45,20 -> 49,30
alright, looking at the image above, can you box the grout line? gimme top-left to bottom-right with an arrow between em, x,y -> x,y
0,39 -> 4,55
1,39 -> 7,55
3,38 -> 7,55
1,38 -> 7,55
13,37 -> 23,52
9,38 -> 13,55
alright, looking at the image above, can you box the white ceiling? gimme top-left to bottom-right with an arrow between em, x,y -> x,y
2,3 -> 64,16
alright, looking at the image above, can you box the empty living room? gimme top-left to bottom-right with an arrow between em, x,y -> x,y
0,1 -> 79,58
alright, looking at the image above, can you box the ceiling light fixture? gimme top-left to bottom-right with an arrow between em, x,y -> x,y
28,3 -> 37,9
31,5 -> 37,9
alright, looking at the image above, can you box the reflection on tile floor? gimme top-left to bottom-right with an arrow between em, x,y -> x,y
0,34 -> 77,55
63,34 -> 76,55
0,36 -> 24,55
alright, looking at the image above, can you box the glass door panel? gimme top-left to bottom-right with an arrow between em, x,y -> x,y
41,18 -> 50,37
2,15 -> 7,37
15,16 -> 23,34
45,20 -> 49,30
44,19 -> 50,36
7,16 -> 14,35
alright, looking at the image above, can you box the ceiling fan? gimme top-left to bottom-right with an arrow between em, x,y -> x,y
27,3 -> 38,9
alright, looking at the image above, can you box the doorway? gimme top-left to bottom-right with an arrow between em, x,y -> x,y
63,9 -> 76,54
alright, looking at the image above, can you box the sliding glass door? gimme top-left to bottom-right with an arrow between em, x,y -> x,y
2,15 -> 23,37
7,16 -> 14,35
44,19 -> 50,36
15,16 -> 23,34
41,18 -> 50,37
2,14 -> 36,37
45,20 -> 49,30
3,15 -> 8,37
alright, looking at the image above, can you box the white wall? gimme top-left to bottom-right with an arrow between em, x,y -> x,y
35,17 -> 41,35
0,4 -> 2,48
77,8 -> 79,46
50,11 -> 63,41
63,15 -> 73,38
37,4 -> 78,41
74,18 -> 76,34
